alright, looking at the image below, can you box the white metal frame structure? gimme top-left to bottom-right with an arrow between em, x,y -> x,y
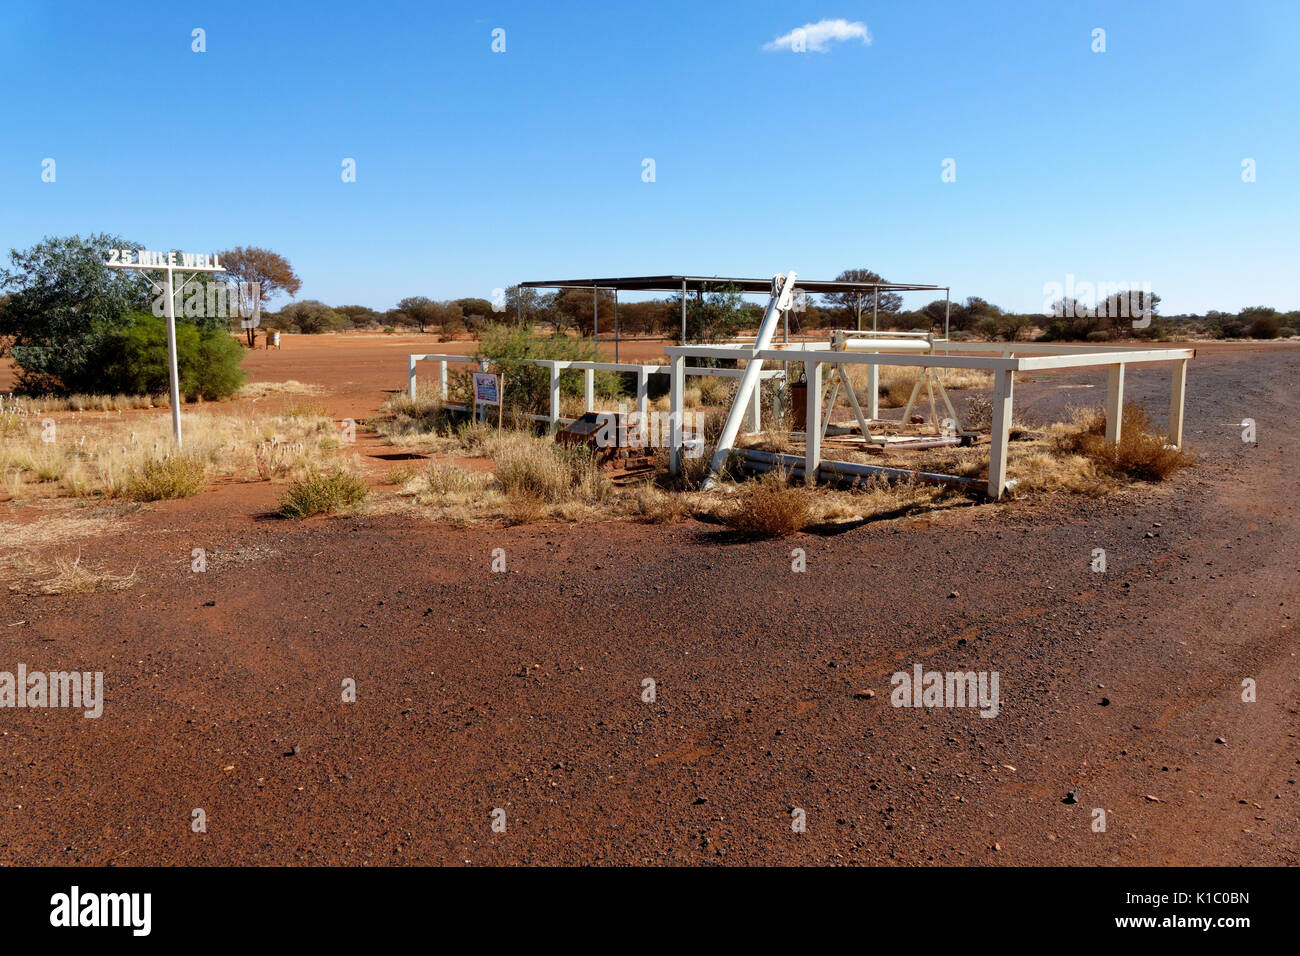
408,353 -> 784,430
413,270 -> 1193,500
667,326 -> 1193,499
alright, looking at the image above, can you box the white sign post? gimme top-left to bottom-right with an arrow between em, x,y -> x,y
104,250 -> 227,447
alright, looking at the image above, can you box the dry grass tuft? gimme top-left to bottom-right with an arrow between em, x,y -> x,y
381,465 -> 417,485
503,493 -> 548,526
278,467 -> 369,518
696,375 -> 735,407
0,402 -> 347,502
238,380 -> 323,400
424,464 -> 484,497
280,400 -> 331,421
126,455 -> 207,501
492,437 -> 611,505
720,469 -> 816,538
1,393 -> 165,414
31,552 -> 140,595
1054,403 -> 1193,482
376,389 -> 455,440
629,484 -> 692,524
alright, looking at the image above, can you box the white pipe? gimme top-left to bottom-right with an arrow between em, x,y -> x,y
163,266 -> 183,446
702,271 -> 797,489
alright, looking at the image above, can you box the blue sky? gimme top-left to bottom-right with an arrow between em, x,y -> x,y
1,0 -> 1296,315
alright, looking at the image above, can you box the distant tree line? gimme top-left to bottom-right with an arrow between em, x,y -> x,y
276,269 -> 1297,343
3,236 -> 1296,398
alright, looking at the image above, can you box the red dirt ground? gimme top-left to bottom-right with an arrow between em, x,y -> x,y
1,334 -> 1297,865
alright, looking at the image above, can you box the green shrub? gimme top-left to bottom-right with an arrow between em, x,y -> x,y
1247,312 -> 1282,339
278,467 -> 369,518
126,455 -> 207,501
95,313 -> 246,400
276,300 -> 348,334
475,324 -> 625,414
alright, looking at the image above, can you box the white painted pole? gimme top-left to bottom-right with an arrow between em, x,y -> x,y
440,360 -> 448,401
866,364 -> 879,421
804,359 -> 822,484
636,367 -> 650,421
1169,358 -> 1187,448
163,266 -> 183,446
408,355 -> 418,400
988,368 -> 1015,498
669,354 -> 685,475
549,363 -> 561,431
584,367 -> 595,412
702,271 -> 796,487
1105,363 -> 1126,447
681,279 -> 687,345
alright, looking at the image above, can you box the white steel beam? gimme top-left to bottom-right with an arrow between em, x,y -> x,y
1105,364 -> 1126,446
756,350 -> 1020,372
1169,358 -> 1188,448
1014,349 -> 1195,371
804,359 -> 822,484
988,368 -> 1015,499
636,367 -> 650,421
669,354 -> 685,475
549,364 -> 562,430
703,271 -> 797,487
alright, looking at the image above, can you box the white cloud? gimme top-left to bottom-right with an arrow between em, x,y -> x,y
764,18 -> 872,53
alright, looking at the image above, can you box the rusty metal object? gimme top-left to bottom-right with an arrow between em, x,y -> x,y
557,413 -> 652,473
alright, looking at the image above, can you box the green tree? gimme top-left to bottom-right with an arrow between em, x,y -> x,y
335,304 -> 382,327
277,300 -> 346,334
216,246 -> 302,346
821,269 -> 903,326
614,299 -> 671,336
0,233 -> 153,393
666,284 -> 748,343
1240,306 -> 1281,339
918,299 -> 952,331
396,296 -> 438,333
553,288 -> 617,337
429,300 -> 465,338
451,297 -> 497,332
503,285 -> 546,327
383,308 -> 414,329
